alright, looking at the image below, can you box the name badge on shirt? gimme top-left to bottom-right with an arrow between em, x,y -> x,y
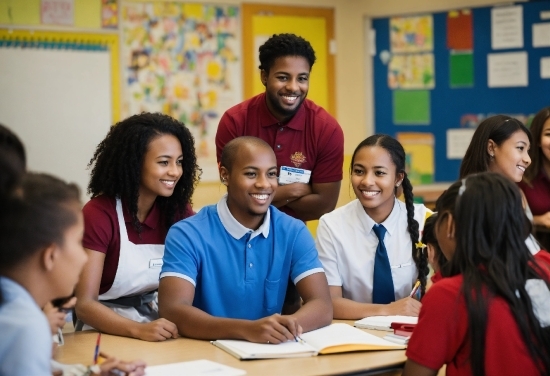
278,166 -> 311,185
149,258 -> 163,268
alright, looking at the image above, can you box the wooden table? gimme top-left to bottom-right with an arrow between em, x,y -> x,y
55,322 -> 406,376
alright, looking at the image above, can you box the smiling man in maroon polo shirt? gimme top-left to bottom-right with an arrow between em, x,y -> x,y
215,33 -> 344,222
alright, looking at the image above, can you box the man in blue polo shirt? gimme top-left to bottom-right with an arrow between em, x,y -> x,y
158,136 -> 332,343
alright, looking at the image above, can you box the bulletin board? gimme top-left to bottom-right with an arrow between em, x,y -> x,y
0,30 -> 119,198
371,1 -> 550,183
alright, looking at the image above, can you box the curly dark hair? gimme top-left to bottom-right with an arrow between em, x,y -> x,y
258,33 -> 316,73
87,113 -> 200,233
351,134 -> 429,297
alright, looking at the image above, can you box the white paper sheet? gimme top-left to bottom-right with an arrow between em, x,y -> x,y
145,360 -> 246,376
488,52 -> 528,87
491,5 -> 523,49
533,23 -> 550,48
542,57 -> 550,79
447,128 -> 476,159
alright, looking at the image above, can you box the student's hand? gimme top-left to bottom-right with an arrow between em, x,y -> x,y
133,318 -> 179,341
43,303 -> 67,335
385,297 -> 422,316
245,314 -> 303,344
534,212 -> 550,228
94,356 -> 146,376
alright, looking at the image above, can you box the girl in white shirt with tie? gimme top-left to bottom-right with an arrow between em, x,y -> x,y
316,134 -> 431,319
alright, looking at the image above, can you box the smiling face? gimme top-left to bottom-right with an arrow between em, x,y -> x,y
488,130 -> 531,182
540,118 -> 550,168
221,143 -> 278,230
261,56 -> 310,122
139,134 -> 183,203
351,146 -> 403,223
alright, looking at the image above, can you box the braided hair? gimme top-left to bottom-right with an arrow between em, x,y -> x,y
87,113 -> 201,233
350,134 -> 429,296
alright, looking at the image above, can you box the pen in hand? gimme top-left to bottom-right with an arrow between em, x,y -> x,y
409,280 -> 421,298
93,332 -> 101,365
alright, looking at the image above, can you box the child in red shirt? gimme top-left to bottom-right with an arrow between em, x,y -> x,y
404,172 -> 550,376
420,213 -> 447,286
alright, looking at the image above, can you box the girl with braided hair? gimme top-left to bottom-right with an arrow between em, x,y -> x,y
316,134 -> 430,319
75,112 -> 200,341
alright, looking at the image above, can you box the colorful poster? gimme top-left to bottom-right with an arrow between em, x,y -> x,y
388,53 -> 434,89
101,0 -> 118,29
447,10 -> 473,50
121,3 -> 242,181
390,16 -> 433,53
396,133 -> 434,185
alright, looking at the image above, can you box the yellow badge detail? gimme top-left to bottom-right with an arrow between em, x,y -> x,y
290,152 -> 306,167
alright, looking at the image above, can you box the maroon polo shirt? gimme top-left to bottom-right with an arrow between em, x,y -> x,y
518,168 -> 550,216
215,92 -> 344,218
82,195 -> 193,294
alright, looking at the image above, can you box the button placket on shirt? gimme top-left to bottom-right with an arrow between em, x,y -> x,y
245,236 -> 256,281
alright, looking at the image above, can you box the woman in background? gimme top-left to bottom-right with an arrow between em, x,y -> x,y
75,112 -> 200,341
518,107 -> 550,250
459,114 -> 540,254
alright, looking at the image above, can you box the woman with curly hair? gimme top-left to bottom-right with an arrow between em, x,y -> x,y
75,112 -> 200,341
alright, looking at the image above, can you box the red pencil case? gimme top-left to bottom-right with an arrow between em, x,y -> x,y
390,322 -> 416,337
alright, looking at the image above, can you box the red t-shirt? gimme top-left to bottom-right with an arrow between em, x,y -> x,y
215,92 -> 344,218
430,270 -> 443,284
407,263 -> 550,375
82,195 -> 193,294
518,168 -> 550,216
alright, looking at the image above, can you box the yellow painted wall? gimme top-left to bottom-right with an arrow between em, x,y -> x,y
0,0 -> 101,28
0,0 -> 516,211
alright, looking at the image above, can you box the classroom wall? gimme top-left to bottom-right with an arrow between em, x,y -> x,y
0,0 -> 520,210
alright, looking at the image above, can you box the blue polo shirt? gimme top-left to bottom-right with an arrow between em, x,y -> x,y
161,196 -> 324,319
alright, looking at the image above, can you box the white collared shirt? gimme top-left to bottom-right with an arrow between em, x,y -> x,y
217,194 -> 270,240
316,198 -> 431,303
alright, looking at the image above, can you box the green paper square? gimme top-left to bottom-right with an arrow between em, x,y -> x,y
450,52 -> 474,87
393,90 -> 430,125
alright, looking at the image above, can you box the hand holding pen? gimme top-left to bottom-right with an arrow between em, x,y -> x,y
90,332 -> 146,375
246,313 -> 303,344
409,280 -> 421,299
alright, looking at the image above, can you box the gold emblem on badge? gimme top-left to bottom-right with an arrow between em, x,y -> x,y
290,152 -> 306,167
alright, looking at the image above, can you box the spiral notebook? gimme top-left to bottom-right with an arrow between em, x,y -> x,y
211,323 -> 406,360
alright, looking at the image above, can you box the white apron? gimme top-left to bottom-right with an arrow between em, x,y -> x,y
80,198 -> 164,330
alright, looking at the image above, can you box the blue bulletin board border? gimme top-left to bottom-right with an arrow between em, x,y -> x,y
372,1 -> 550,182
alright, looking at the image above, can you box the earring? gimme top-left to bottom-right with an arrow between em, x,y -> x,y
395,182 -> 401,187
489,153 -> 494,158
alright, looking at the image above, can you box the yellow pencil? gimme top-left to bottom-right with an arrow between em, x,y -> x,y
409,280 -> 421,297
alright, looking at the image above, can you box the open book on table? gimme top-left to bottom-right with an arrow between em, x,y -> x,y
211,323 -> 406,360
354,315 -> 418,331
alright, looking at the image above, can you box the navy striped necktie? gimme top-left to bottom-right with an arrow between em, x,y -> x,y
372,224 -> 395,304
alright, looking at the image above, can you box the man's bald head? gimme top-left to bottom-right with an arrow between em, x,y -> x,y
220,136 -> 275,173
